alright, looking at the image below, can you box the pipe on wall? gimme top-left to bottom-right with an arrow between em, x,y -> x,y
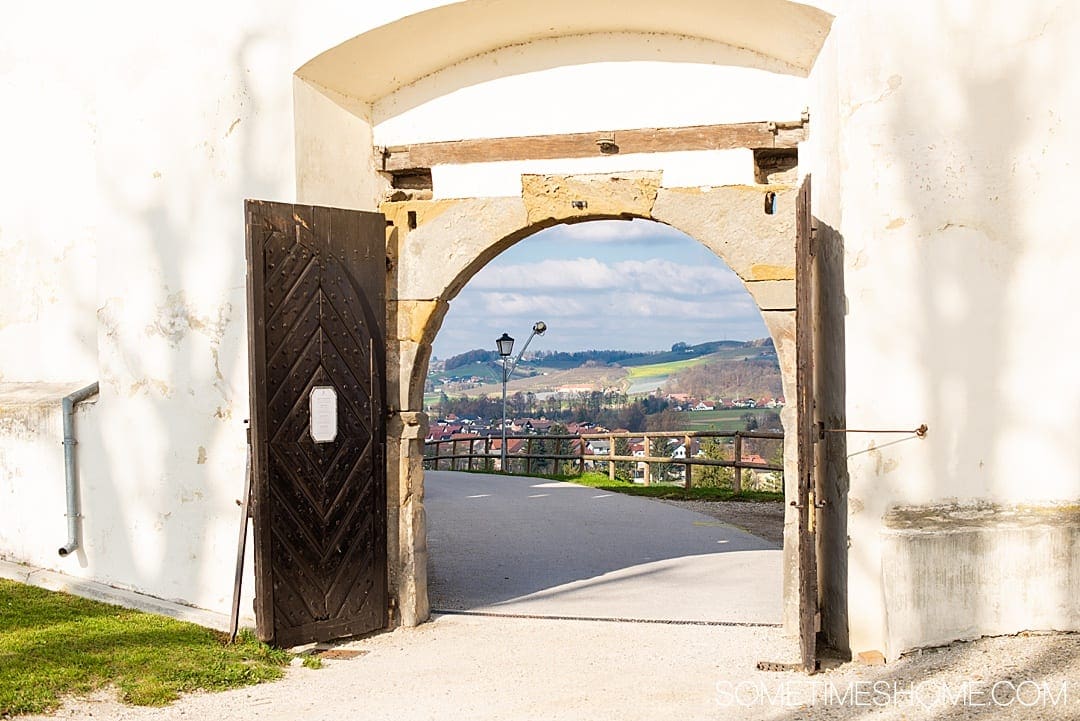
58,382 -> 99,557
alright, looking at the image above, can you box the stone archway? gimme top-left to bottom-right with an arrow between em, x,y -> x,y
381,171 -> 802,629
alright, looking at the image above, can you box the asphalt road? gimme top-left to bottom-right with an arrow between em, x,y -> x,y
425,470 -> 782,625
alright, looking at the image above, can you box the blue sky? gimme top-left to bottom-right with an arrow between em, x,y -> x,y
431,219 -> 768,359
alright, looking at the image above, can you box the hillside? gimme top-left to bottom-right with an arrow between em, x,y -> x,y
427,338 -> 780,401
663,358 -> 782,400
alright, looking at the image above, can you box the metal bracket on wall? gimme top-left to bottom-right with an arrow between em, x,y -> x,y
816,422 -> 927,441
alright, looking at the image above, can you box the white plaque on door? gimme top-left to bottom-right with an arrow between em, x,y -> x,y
309,387 -> 338,443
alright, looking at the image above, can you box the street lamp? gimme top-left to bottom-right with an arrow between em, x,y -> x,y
498,321 -> 547,472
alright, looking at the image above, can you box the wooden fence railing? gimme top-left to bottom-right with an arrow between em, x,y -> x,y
422,429 -> 784,492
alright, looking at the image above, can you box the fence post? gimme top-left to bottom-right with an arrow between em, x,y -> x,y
526,437 -> 533,476
684,433 -> 692,489
642,434 -> 650,486
608,434 -> 616,480
578,438 -> 585,476
733,432 -> 743,493
484,436 -> 491,472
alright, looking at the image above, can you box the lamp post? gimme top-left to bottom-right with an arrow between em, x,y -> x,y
497,321 -> 547,472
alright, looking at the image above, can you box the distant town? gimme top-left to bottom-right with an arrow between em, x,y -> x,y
424,338 -> 785,486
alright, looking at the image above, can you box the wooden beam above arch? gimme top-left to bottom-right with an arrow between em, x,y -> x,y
378,119 -> 806,175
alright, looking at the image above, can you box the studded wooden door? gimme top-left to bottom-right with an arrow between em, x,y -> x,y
245,200 -> 387,647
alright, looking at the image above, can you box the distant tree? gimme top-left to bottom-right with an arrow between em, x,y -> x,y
614,436 -> 634,481
760,440 -> 785,493
696,437 -> 735,489
536,423 -> 572,476
648,436 -> 674,483
759,411 -> 782,430
444,348 -> 498,370
510,391 -> 526,416
671,341 -> 689,352
645,408 -> 686,432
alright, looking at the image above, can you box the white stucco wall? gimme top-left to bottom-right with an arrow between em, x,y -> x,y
805,0 -> 1080,656
373,37 -> 810,145
0,0 -> 441,613
0,7 -> 99,384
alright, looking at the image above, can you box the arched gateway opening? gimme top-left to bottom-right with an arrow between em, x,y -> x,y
244,0 -> 837,672
380,172 -> 802,629
422,217 -> 788,625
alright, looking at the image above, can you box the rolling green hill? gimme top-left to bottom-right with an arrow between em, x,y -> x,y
429,338 -> 780,400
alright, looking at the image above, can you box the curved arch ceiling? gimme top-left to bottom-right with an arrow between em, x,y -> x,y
297,0 -> 835,105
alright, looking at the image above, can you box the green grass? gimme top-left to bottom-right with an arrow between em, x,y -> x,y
624,355 -> 716,379
681,408 -> 759,431
430,361 -> 501,383
0,579 -> 291,716
511,470 -> 782,502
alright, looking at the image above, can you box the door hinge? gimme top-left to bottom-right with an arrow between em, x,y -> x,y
790,490 -> 826,533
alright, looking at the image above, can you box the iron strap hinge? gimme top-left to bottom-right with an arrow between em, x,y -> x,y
816,422 -> 927,440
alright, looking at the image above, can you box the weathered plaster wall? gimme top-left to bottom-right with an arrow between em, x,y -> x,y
0,8 -> 98,384
373,35 -> 810,146
0,386 -> 91,563
804,0 -> 1080,657
0,0 -> 442,615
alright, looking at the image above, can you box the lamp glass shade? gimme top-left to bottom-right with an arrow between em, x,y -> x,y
496,333 -> 515,357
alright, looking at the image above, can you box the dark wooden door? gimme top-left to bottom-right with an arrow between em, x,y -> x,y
245,200 -> 387,647
795,175 -> 819,672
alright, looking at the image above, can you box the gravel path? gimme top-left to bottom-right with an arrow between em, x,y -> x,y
24,618 -> 1080,721
658,499 -> 785,546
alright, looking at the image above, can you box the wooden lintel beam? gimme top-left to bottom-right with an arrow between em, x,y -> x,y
380,120 -> 806,174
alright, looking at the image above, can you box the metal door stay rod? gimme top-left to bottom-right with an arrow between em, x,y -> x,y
817,423 -> 927,439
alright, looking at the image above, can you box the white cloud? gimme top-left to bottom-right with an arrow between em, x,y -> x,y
471,257 -> 747,296
470,258 -> 616,290
431,220 -> 771,357
476,292 -> 591,316
543,218 -> 687,244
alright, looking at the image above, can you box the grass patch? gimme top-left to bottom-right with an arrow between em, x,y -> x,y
681,408 -> 762,431
624,356 -> 716,379
0,579 -> 291,716
478,470 -> 783,502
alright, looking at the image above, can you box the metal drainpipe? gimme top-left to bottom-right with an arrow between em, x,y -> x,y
58,382 -> 99,557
